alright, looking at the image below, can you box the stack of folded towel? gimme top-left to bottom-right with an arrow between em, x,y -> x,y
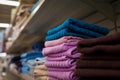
75,32 -> 120,80
33,64 -> 48,80
21,51 -> 44,74
43,36 -> 82,80
46,18 -> 109,41
42,18 -> 109,80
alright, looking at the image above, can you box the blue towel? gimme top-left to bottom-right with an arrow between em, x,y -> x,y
21,51 -> 44,59
46,29 -> 91,41
47,18 -> 109,35
21,65 -> 30,74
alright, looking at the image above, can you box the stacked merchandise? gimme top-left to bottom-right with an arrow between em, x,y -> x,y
34,64 -> 48,80
21,51 -> 44,74
21,41 -> 45,74
42,18 -> 109,80
75,32 -> 120,80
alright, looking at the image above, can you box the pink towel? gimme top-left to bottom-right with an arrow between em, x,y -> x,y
45,59 -> 76,68
48,71 -> 76,80
42,42 -> 78,56
48,65 -> 76,71
48,47 -> 81,59
45,36 -> 82,47
46,56 -> 69,61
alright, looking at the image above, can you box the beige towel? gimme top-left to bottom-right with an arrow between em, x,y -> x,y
34,69 -> 48,76
35,64 -> 47,70
35,76 -> 49,80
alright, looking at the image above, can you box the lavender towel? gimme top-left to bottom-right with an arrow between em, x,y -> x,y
45,36 -> 82,47
45,59 -> 76,68
46,29 -> 91,41
47,18 -> 109,35
48,71 -> 76,80
48,47 -> 81,59
48,65 -> 76,71
42,41 -> 78,56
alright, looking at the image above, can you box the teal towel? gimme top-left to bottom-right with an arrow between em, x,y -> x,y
47,18 -> 109,35
46,29 -> 91,41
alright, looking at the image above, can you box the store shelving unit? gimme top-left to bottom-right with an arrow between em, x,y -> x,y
6,0 -> 120,54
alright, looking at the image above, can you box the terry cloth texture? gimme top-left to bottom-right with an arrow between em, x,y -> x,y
77,77 -> 120,80
45,59 -> 76,68
35,76 -> 48,80
76,59 -> 120,69
77,32 -> 120,47
47,18 -> 109,35
34,64 -> 48,80
42,41 -> 79,56
77,44 -> 120,55
48,24 -> 104,38
77,55 -> 120,60
47,47 -> 81,59
21,51 -> 44,60
45,36 -> 82,47
35,64 -> 48,70
75,69 -> 120,77
48,71 -> 76,80
48,65 -> 76,71
46,29 -> 91,41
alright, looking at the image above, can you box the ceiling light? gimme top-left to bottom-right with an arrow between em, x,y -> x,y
0,0 -> 20,6
0,23 -> 10,28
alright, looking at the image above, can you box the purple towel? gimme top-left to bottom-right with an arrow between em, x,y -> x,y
42,41 -> 78,56
45,36 -> 82,47
48,71 -> 76,80
45,59 -> 76,68
48,65 -> 76,71
48,47 -> 81,59
46,56 -> 69,61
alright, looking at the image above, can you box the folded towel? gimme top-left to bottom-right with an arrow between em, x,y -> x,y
77,77 -> 120,80
42,42 -> 78,56
47,18 -> 109,35
46,29 -> 91,41
46,56 -> 69,61
48,47 -> 81,59
34,69 -> 48,76
76,59 -> 120,69
75,69 -> 120,77
77,32 -> 120,47
45,36 -> 82,47
21,51 -> 44,60
21,66 -> 30,74
77,44 -> 120,55
35,64 -> 48,70
45,59 -> 76,68
48,65 -> 76,71
80,55 -> 120,60
49,76 -> 57,80
48,71 -> 76,80
35,76 -> 48,80
35,57 -> 46,65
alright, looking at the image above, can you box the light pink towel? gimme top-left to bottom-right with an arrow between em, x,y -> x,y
45,59 -> 76,68
42,42 -> 79,56
48,47 -> 81,59
45,36 -> 82,47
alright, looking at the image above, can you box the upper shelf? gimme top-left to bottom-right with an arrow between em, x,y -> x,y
6,0 -> 119,54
